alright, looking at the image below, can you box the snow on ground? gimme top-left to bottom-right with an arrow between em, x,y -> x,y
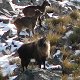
0,21 -> 23,79
0,54 -> 17,76
0,16 -> 38,79
47,13 -> 59,18
74,50 -> 80,56
46,64 -> 62,70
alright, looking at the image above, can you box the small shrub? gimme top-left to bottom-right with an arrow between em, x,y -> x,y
73,27 -> 80,35
72,63 -> 79,71
72,63 -> 80,79
68,32 -> 78,44
0,73 -> 3,80
68,27 -> 80,44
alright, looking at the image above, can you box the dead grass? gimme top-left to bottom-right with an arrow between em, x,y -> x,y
44,18 -> 54,30
62,15 -> 72,25
47,33 -> 61,46
61,74 -> 68,80
56,25 -> 66,34
60,46 -> 72,60
9,57 -> 21,65
45,6 -> 54,13
63,59 -> 73,69
52,18 -> 63,26
70,10 -> 80,20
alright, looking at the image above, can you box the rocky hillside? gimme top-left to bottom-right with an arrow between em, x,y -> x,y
0,0 -> 80,80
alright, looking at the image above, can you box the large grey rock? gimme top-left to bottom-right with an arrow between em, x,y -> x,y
14,69 -> 61,80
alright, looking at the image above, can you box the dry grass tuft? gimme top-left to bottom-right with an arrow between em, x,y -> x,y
63,59 -> 73,69
62,15 -> 72,25
61,74 -> 68,80
56,26 -> 66,34
47,33 -> 61,46
70,10 -> 80,20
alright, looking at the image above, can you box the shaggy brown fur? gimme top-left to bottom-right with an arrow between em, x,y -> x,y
22,0 -> 50,17
13,9 -> 42,36
17,37 -> 50,71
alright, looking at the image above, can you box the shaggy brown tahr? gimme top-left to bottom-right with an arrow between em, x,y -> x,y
13,9 -> 42,36
22,0 -> 50,17
17,37 -> 50,71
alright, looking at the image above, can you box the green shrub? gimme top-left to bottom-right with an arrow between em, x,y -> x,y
68,27 -> 80,44
0,73 -> 3,80
73,27 -> 80,34
72,63 -> 79,71
69,32 -> 78,44
72,63 -> 80,78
